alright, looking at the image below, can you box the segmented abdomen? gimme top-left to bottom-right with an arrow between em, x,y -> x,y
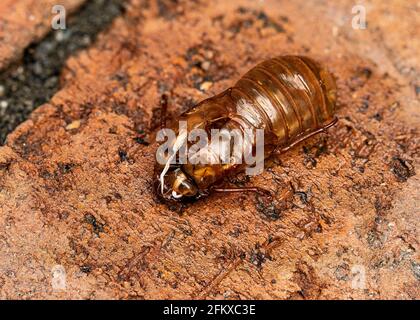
180,55 -> 337,190
231,55 -> 337,146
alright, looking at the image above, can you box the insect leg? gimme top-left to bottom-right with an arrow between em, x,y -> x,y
212,186 -> 272,197
275,117 -> 338,154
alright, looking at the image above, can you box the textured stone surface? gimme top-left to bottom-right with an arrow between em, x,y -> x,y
0,0 -> 126,144
0,0 -> 85,71
0,0 -> 418,299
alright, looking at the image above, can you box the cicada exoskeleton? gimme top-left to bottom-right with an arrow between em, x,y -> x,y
154,55 -> 337,204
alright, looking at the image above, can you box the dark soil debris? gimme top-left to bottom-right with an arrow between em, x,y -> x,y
80,265 -> 92,274
249,245 -> 270,269
411,262 -> 420,280
0,0 -> 127,144
390,157 -> 415,182
256,195 -> 282,221
84,213 -> 105,236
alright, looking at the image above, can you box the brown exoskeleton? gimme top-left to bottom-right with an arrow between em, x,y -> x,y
153,55 -> 338,205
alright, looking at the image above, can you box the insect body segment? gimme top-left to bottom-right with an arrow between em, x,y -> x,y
234,56 -> 336,146
154,55 -> 337,203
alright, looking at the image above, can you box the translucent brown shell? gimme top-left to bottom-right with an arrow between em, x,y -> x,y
154,55 -> 337,200
233,55 -> 337,145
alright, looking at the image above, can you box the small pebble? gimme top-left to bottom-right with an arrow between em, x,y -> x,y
65,120 -> 81,130
204,50 -> 214,59
0,100 -> 8,109
201,61 -> 211,71
55,31 -> 65,42
82,35 -> 91,45
200,81 -> 213,91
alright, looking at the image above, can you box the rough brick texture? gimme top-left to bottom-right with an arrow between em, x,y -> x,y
0,0 -> 84,70
0,0 -> 418,299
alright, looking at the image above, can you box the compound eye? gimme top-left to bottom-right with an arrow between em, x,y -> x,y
173,178 -> 197,197
178,180 -> 198,197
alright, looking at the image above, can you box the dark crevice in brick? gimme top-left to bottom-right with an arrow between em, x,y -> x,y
0,0 -> 127,144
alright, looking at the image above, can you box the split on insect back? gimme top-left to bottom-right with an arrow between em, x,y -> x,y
153,55 -> 338,207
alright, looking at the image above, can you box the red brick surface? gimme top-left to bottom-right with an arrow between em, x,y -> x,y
0,0 -> 418,299
0,0 -> 84,70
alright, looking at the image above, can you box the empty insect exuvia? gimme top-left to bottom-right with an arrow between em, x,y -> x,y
154,55 -> 338,204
